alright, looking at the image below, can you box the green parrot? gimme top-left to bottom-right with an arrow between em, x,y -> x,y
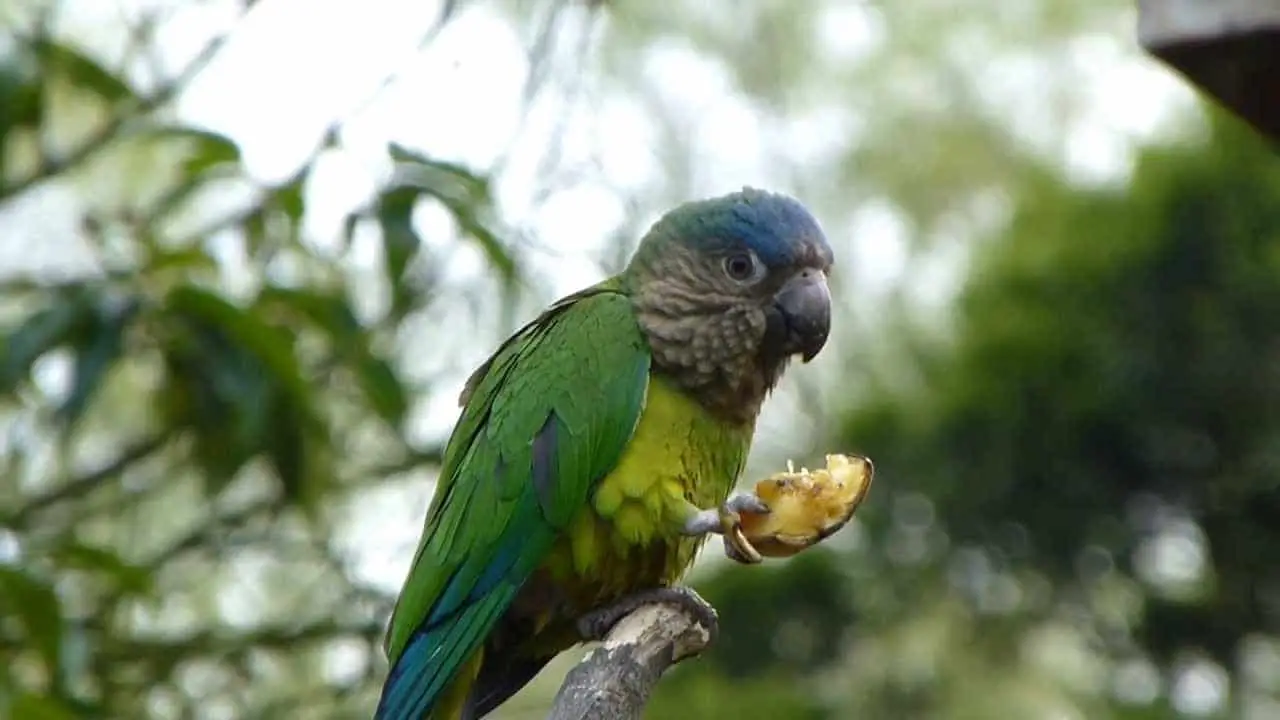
375,187 -> 834,720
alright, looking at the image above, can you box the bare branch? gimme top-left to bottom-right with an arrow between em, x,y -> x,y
547,601 -> 715,720
0,16 -> 242,202
3,432 -> 168,530
110,619 -> 386,659
93,618 -> 387,684
139,494 -> 282,570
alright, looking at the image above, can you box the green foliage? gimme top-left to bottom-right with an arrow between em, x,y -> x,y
158,284 -> 332,507
694,551 -> 858,678
1,1 -> 1269,719
0,11 -> 507,718
655,110 -> 1280,718
30,37 -> 136,105
0,286 -> 97,396
383,143 -> 519,318
848,107 -> 1280,655
257,286 -> 410,429
0,565 -> 63,690
644,670 -> 829,720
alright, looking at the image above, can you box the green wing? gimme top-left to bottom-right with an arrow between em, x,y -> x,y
375,280 -> 650,718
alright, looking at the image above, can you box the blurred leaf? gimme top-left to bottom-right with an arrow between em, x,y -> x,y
257,286 -> 361,336
243,207 -> 269,258
56,296 -> 141,427
375,186 -> 422,289
3,693 -> 78,720
141,246 -> 219,277
375,185 -> 427,321
273,175 -> 306,225
160,315 -> 270,495
162,285 -> 328,507
164,361 -> 253,495
695,550 -> 856,677
166,287 -> 312,413
142,126 -> 243,221
388,143 -> 517,285
350,353 -> 409,428
52,540 -> 155,599
388,144 -> 490,203
265,398 -> 321,513
145,126 -> 241,177
386,143 -> 486,194
0,567 -> 62,682
339,212 -> 359,254
0,68 -> 42,130
0,292 -> 91,395
33,38 -> 134,104
647,669 -> 827,720
256,287 -> 409,427
450,208 -> 515,283
0,60 -> 43,181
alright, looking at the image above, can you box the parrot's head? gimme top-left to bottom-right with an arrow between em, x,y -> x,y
624,187 -> 834,422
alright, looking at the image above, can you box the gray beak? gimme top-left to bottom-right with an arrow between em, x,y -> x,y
772,269 -> 831,362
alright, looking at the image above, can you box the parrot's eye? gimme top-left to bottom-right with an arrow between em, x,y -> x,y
723,252 -> 759,283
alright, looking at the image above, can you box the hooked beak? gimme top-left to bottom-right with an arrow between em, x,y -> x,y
772,269 -> 831,362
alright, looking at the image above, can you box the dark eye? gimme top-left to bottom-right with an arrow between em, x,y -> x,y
723,252 -> 757,282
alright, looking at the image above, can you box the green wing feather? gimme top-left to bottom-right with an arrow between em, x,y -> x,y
375,279 -> 650,719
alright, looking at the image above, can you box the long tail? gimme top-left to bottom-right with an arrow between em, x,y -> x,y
374,588 -> 516,720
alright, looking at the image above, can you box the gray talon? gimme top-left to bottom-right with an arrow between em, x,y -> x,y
725,490 -> 771,515
680,491 -> 770,565
682,508 -> 723,536
577,586 -> 719,643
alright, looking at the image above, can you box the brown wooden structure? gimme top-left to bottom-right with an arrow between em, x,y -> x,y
1138,0 -> 1280,141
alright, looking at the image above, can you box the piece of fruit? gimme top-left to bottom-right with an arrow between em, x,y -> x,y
737,453 -> 875,558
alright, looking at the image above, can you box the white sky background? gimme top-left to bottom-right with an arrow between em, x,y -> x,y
1,0 -> 1219,712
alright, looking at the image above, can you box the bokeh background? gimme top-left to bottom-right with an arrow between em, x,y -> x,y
2,0 -> 1277,718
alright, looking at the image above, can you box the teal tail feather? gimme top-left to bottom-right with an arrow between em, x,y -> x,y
374,587 -> 516,720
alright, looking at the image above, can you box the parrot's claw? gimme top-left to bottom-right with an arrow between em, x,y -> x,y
681,491 -> 770,566
576,586 -> 719,643
725,490 -> 771,515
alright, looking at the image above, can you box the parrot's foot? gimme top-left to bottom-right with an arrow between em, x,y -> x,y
576,586 -> 719,643
681,491 -> 770,565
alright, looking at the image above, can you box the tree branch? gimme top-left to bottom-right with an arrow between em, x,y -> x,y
547,601 -> 715,720
0,14 -> 242,203
90,618 -> 387,687
3,432 -> 169,530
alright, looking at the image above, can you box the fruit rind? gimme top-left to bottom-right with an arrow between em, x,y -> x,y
738,453 -> 874,558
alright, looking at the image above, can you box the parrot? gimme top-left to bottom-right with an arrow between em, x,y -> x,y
374,187 -> 834,720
